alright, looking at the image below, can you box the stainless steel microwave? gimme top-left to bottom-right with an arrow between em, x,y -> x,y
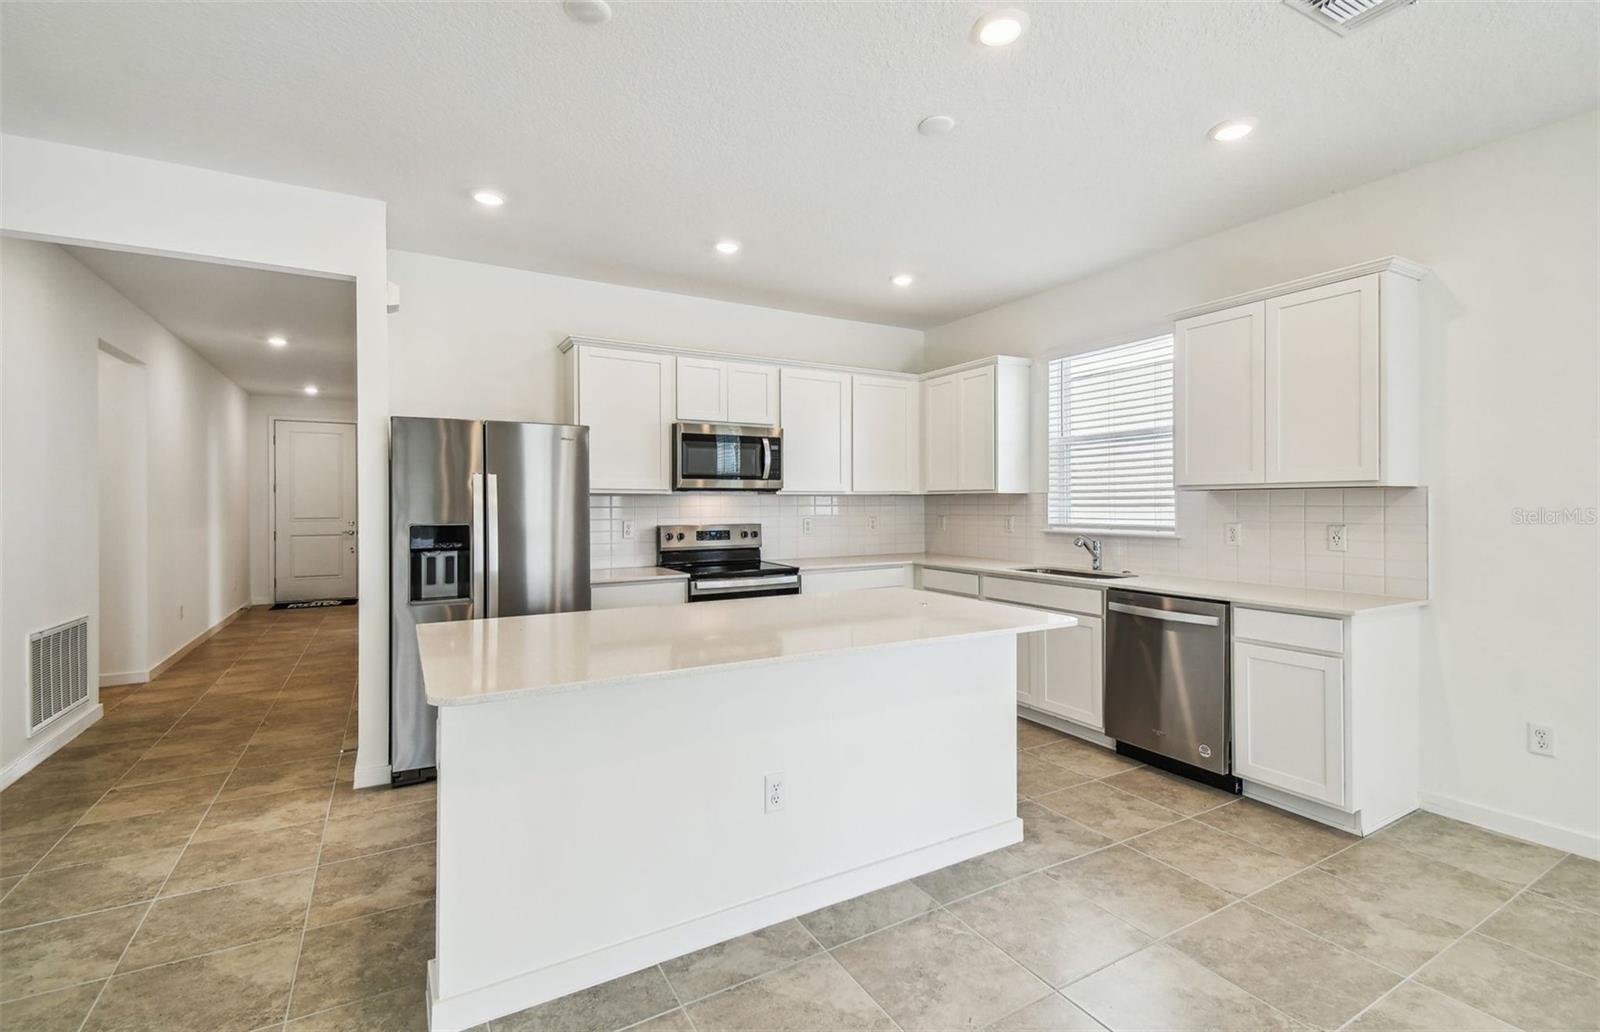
673,422 -> 783,491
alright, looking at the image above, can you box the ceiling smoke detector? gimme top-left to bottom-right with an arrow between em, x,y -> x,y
1283,0 -> 1418,36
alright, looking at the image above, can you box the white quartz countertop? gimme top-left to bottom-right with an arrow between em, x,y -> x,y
790,553 -> 1426,616
419,587 -> 1072,706
591,565 -> 688,584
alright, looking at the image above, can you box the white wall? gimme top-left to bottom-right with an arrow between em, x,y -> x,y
386,250 -> 924,424
97,346 -> 149,682
924,112 -> 1600,855
1,237 -> 251,780
246,394 -> 358,605
1,136 -> 390,786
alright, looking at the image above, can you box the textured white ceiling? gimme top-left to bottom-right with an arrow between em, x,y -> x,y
66,246 -> 356,399
6,2 -> 1596,328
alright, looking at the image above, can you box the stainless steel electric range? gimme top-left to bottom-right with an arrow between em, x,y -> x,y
657,523 -> 801,602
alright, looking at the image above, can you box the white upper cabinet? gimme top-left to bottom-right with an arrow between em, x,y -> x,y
1265,276 -> 1379,483
675,357 -> 779,426
675,356 -> 728,422
921,357 -> 1029,494
780,367 -> 852,493
568,344 -> 676,492
1174,301 -> 1266,486
852,374 -> 919,493
726,362 -> 780,426
1173,258 -> 1424,488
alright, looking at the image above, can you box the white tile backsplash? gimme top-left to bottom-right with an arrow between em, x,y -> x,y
924,487 -> 1429,599
590,494 -> 926,570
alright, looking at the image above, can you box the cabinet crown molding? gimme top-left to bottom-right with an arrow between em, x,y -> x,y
1172,256 -> 1429,322
560,334 -> 1029,382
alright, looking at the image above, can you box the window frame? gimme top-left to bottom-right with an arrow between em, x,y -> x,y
1045,332 -> 1178,538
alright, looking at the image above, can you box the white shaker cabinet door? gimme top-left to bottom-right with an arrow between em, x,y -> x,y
1174,301 -> 1265,486
1037,614 -> 1104,731
779,367 -> 852,493
577,346 -> 675,492
726,362 -> 780,426
1265,275 -> 1381,483
923,374 -> 961,491
956,365 -> 996,491
1232,642 -> 1346,807
852,374 -> 919,493
675,357 -> 728,422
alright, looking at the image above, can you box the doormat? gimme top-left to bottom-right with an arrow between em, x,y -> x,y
271,598 -> 358,610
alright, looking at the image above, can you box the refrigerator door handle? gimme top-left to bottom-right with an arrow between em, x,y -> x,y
470,473 -> 486,615
485,472 -> 501,618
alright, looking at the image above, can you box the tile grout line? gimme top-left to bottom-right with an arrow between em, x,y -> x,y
280,612 -> 357,1027
1332,850 -> 1575,1030
72,612 -> 321,1032
796,915 -> 906,1032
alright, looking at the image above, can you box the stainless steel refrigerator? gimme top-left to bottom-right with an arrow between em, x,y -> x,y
389,417 -> 590,783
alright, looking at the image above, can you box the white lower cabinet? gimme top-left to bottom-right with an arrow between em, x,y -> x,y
591,580 -> 686,610
1026,614 -> 1104,731
1232,642 -> 1345,807
799,566 -> 910,594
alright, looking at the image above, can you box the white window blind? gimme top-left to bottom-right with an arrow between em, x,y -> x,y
1047,334 -> 1175,532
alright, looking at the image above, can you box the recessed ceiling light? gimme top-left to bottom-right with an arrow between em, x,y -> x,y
714,239 -> 742,256
917,115 -> 956,137
304,385 -> 319,396
973,9 -> 1029,47
1208,118 -> 1257,143
563,0 -> 612,24
891,274 -> 916,288
472,189 -> 506,207
267,335 -> 288,348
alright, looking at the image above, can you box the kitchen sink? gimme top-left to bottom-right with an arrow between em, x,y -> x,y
1018,567 -> 1137,580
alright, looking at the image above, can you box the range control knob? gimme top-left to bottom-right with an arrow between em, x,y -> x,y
675,532 -> 685,541
740,531 -> 750,539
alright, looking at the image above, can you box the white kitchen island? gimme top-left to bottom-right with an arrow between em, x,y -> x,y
416,587 -> 1070,1030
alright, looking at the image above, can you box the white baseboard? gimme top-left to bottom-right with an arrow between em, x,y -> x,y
1421,791 -> 1600,860
1018,705 -> 1116,749
352,760 -> 391,789
99,669 -> 149,687
146,604 -> 246,680
0,703 -> 104,790
428,818 -> 1023,1031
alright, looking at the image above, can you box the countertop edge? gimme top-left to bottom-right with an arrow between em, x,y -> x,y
423,609 -> 1072,707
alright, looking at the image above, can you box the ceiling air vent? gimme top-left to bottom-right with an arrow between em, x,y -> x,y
1284,0 -> 1418,35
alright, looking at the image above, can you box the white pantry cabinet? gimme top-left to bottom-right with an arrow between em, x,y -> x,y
566,343 -> 676,492
1173,258 -> 1425,489
852,374 -> 920,493
922,357 -> 1029,494
676,357 -> 780,426
779,367 -> 852,493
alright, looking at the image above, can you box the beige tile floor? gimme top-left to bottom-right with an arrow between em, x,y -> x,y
2,606 -> 1596,1031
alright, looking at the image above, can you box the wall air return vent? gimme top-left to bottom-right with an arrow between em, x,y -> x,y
1284,0 -> 1418,35
28,616 -> 90,736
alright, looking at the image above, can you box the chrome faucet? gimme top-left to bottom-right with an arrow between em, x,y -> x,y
1073,536 -> 1103,571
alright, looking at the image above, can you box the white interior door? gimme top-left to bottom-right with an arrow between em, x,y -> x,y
274,420 -> 358,602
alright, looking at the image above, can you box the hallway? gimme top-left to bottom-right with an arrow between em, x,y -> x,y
0,605 -> 436,1030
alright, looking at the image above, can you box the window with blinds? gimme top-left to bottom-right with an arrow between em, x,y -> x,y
1047,334 -> 1175,533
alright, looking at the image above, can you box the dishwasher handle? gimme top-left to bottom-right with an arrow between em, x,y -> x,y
1108,601 -> 1222,627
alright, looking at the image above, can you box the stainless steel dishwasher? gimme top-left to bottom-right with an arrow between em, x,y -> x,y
1104,589 -> 1236,787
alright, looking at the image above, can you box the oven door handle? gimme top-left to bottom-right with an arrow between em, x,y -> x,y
691,574 -> 799,595
761,438 -> 772,480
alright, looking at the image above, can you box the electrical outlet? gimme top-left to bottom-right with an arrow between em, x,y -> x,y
764,772 -> 786,812
938,515 -> 949,531
621,520 -> 635,540
178,604 -> 184,620
1006,515 -> 1017,534
802,517 -> 814,535
1224,522 -> 1242,547
1326,524 -> 1348,552
867,515 -> 879,532
1528,722 -> 1556,757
